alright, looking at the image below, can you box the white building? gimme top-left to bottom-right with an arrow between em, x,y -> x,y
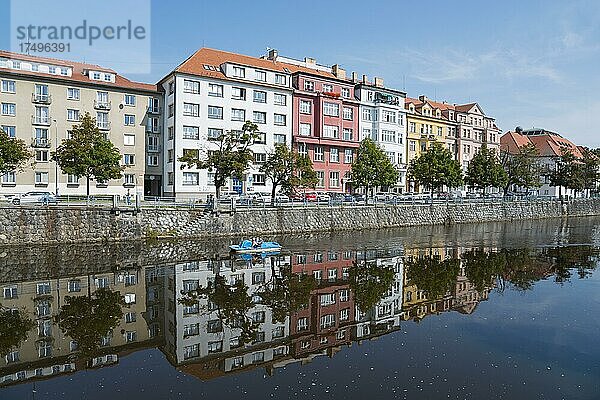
159,48 -> 294,200
355,77 -> 407,193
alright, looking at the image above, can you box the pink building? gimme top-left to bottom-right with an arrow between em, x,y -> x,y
264,51 -> 360,193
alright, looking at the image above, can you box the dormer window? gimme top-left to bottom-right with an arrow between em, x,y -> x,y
93,72 -> 101,80
60,68 -> 69,76
104,74 -> 111,82
232,66 -> 245,78
11,60 -> 21,69
49,66 -> 57,74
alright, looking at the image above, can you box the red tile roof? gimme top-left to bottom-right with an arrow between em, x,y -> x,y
500,130 -> 583,158
0,50 -> 157,92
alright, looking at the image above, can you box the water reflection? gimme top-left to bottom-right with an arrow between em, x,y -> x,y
0,240 -> 598,388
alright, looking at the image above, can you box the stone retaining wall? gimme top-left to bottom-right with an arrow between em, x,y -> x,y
1,199 -> 599,245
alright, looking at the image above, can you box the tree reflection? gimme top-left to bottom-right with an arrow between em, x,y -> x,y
349,260 -> 395,312
542,245 -> 599,282
259,266 -> 316,324
0,305 -> 35,356
55,288 -> 125,356
405,255 -> 460,300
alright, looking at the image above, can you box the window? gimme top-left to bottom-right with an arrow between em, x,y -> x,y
208,84 -> 223,97
272,326 -> 285,338
183,103 -> 200,117
232,66 -> 245,78
183,323 -> 200,337
2,171 -> 15,184
208,105 -> 223,119
207,127 -> 222,141
255,70 -> 266,82
68,280 -> 81,292
123,134 -> 135,146
147,155 -> 159,166
320,293 -> 336,306
300,100 -> 311,114
322,84 -> 333,93
274,134 -> 286,144
344,149 -> 353,163
35,150 -> 48,162
168,104 -> 174,118
343,128 -> 353,141
35,172 -> 49,184
322,125 -> 339,139
409,122 -> 416,133
274,114 -> 286,125
1,103 -> 16,116
124,174 -> 135,185
329,171 -> 340,188
323,102 -> 339,116
1,80 -> 15,93
208,341 -> 223,354
299,123 -> 311,136
1,125 -> 15,137
168,81 -> 174,94
362,108 -> 372,121
381,130 -> 396,143
253,174 -> 266,186
122,114 -> 135,126
253,132 -> 266,144
252,311 -> 266,323
232,87 -> 246,100
124,154 -> 135,165
254,152 -> 267,164
183,125 -> 199,139
330,147 -> 339,162
316,171 -> 324,187
3,285 -> 17,299
38,341 -> 52,358
320,314 -> 336,329
343,107 -> 353,120
253,90 -> 266,103
182,280 -> 199,293
382,110 -> 396,123
36,300 -> 51,317
182,172 -> 199,185
253,111 -> 266,124
341,87 -> 350,98
67,109 -> 79,121
275,74 -> 286,85
183,79 -> 200,94
314,146 -> 324,162
304,80 -> 314,91
274,93 -> 286,105
184,344 -> 199,360
231,108 -> 245,121
6,350 -> 19,363
124,94 -> 136,106
339,289 -> 349,302
297,317 -> 308,331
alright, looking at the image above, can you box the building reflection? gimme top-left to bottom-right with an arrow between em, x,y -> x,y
3,243 -> 591,387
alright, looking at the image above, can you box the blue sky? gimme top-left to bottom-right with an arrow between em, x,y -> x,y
1,0 -> 599,147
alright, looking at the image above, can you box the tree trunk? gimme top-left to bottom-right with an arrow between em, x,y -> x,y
271,183 -> 277,207
86,176 -> 90,198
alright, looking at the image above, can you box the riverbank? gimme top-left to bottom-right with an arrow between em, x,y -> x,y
1,198 -> 599,245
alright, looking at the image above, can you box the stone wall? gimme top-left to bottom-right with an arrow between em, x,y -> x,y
1,199 -> 599,245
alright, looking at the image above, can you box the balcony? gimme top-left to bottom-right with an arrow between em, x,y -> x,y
97,121 -> 111,130
94,100 -> 111,110
420,133 -> 436,141
32,93 -> 52,104
31,137 -> 51,148
147,106 -> 161,114
146,125 -> 161,134
31,115 -> 51,126
147,145 -> 160,153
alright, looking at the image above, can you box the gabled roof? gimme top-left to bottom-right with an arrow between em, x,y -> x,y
500,130 -> 583,158
0,50 -> 157,92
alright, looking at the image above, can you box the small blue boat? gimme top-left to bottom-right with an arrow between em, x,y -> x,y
229,239 -> 282,253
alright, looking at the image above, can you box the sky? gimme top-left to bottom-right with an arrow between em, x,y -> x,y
1,0 -> 599,147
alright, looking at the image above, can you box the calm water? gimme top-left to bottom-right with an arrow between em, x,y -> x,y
1,218 -> 600,400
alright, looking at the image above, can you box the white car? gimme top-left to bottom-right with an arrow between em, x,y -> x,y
12,191 -> 57,205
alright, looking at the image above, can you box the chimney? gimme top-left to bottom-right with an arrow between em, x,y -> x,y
362,74 -> 368,84
267,49 -> 278,61
374,77 -> 384,87
304,57 -> 316,66
419,95 -> 428,102
351,72 -> 358,82
332,64 -> 346,79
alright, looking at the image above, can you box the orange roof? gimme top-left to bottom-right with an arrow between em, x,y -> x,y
0,50 -> 157,92
500,130 -> 583,158
454,103 -> 478,112
173,47 -> 338,83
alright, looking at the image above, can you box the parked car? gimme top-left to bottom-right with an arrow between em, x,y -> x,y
12,191 -> 57,205
316,192 -> 330,202
343,194 -> 356,203
275,194 -> 290,203
304,192 -> 317,202
353,194 -> 366,203
374,192 -> 392,202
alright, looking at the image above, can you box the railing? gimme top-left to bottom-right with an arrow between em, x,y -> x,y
94,100 -> 111,110
31,137 -> 51,148
97,121 -> 111,130
32,93 -> 52,104
31,115 -> 51,125
147,106 -> 161,114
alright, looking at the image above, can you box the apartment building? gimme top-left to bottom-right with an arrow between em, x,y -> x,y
262,50 -> 361,193
355,77 -> 407,193
159,48 -> 294,200
0,51 -> 160,197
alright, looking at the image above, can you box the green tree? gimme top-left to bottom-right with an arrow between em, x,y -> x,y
405,254 -> 460,300
548,150 -> 578,200
179,121 -> 258,200
0,128 -> 32,175
52,112 -> 124,197
351,138 -> 399,196
349,260 -> 396,312
465,144 -> 508,194
500,143 -> 541,195
55,288 -> 125,356
260,144 -> 318,204
408,142 -> 463,197
462,248 -> 505,293
0,306 -> 35,356
259,266 -> 316,323
571,149 -> 599,197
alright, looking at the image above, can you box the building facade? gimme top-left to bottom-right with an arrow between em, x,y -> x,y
159,48 -> 294,200
355,78 -> 407,193
0,51 -> 160,198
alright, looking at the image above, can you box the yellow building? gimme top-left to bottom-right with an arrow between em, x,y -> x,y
404,95 -> 458,192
